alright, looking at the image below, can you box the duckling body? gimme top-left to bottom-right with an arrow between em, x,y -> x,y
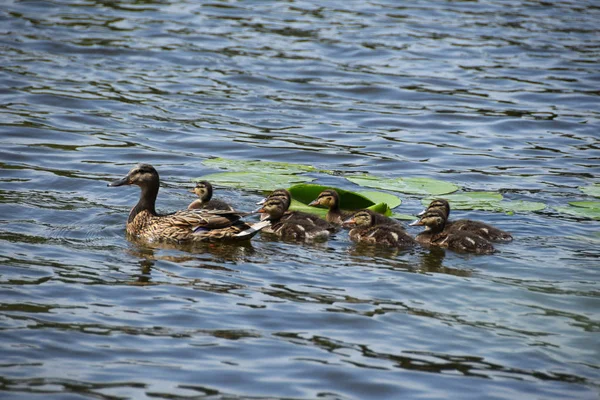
109,164 -> 268,243
411,209 -> 495,254
421,199 -> 512,242
309,189 -> 355,226
343,210 -> 416,249
257,197 -> 333,242
188,181 -> 234,211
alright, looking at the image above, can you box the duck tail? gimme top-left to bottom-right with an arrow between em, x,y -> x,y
234,220 -> 271,239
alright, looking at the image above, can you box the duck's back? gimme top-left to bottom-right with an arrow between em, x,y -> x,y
447,219 -> 512,242
433,231 -> 496,254
351,224 -> 415,248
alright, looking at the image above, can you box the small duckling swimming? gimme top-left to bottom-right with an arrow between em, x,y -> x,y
420,199 -> 512,242
343,210 -> 416,249
309,189 -> 356,226
188,181 -> 235,211
257,188 -> 334,229
108,164 -> 268,243
410,209 -> 496,255
256,197 -> 333,242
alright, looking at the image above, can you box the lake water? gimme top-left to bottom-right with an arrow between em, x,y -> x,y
1,1 -> 599,399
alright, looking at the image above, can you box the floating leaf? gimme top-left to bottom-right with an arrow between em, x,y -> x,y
422,192 -> 503,210
580,184 -> 600,198
421,192 -> 545,213
195,172 -> 313,191
289,199 -> 327,217
358,191 -> 402,209
346,174 -> 459,196
554,204 -> 600,220
569,201 -> 600,210
367,202 -> 392,217
203,158 -> 329,174
391,213 -> 416,221
288,184 -> 374,210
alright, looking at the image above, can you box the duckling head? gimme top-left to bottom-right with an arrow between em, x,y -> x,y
342,210 -> 372,228
410,209 -> 447,232
256,188 -> 291,207
191,181 -> 213,202
418,198 -> 450,217
256,197 -> 288,221
309,189 -> 339,209
108,164 -> 159,189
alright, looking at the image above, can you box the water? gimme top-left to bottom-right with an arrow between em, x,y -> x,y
1,0 -> 599,399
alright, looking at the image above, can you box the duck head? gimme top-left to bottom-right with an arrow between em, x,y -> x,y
309,189 -> 339,209
108,164 -> 159,188
410,209 -> 447,233
418,199 -> 450,217
191,181 -> 213,202
255,197 -> 288,221
256,188 -> 291,207
342,210 -> 372,229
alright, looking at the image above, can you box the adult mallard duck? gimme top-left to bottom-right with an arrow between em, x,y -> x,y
420,199 -> 512,242
410,209 -> 496,254
108,164 -> 269,242
188,180 -> 234,211
256,197 -> 333,242
342,210 -> 416,249
308,189 -> 357,226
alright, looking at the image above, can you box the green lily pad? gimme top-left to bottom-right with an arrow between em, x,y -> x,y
421,192 -> 545,213
288,184 -> 374,210
195,172 -> 314,191
580,184 -> 600,198
289,198 -> 327,218
367,202 -> 392,216
358,191 -> 402,209
569,201 -> 600,209
555,204 -> 600,220
346,174 -> 459,196
203,158 -> 329,174
391,213 -> 416,221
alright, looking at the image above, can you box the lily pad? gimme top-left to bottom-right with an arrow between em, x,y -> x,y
422,192 -> 503,209
421,192 -> 545,213
555,203 -> 600,220
346,174 -> 459,196
195,172 -> 314,191
580,184 -> 600,198
288,184 -> 374,210
391,213 -> 417,221
203,158 -> 329,174
358,191 -> 402,209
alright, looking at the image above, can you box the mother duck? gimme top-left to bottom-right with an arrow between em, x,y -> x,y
108,164 -> 268,242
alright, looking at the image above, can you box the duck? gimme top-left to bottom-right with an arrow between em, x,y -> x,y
420,199 -> 512,242
342,210 -> 416,249
308,189 -> 357,226
108,164 -> 269,243
410,209 -> 496,254
188,180 -> 235,211
256,197 -> 333,242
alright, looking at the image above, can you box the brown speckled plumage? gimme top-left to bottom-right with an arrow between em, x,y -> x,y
308,189 -> 356,226
411,209 -> 496,254
109,164 -> 268,243
343,210 -> 415,249
421,199 -> 512,242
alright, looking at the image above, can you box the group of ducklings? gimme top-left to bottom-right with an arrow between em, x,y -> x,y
109,164 -> 512,254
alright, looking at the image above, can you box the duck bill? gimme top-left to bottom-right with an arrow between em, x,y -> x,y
409,219 -> 424,226
256,198 -> 267,205
108,175 -> 130,187
341,217 -> 355,228
308,200 -> 320,207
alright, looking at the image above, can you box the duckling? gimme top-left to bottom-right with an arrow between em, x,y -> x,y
188,181 -> 234,211
108,164 -> 269,243
342,210 -> 416,249
308,189 -> 357,226
257,188 -> 333,228
410,209 -> 495,255
420,199 -> 512,242
257,197 -> 333,242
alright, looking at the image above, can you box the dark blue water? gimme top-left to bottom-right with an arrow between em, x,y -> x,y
1,1 -> 599,399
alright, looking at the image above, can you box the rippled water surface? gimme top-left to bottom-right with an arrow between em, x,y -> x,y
1,0 -> 599,399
